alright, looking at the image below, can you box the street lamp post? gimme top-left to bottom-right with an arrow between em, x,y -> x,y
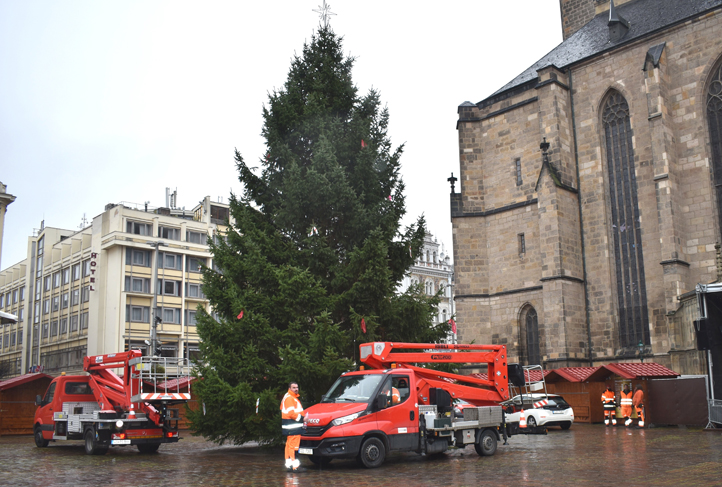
149,241 -> 167,356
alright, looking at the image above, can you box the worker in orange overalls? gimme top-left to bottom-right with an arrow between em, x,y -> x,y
633,384 -> 645,428
601,385 -> 617,426
620,383 -> 634,427
281,382 -> 305,472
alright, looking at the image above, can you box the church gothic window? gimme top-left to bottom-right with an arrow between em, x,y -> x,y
519,305 -> 540,366
602,90 -> 650,349
707,59 -> 722,240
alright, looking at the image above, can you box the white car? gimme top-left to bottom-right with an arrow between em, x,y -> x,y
502,394 -> 574,430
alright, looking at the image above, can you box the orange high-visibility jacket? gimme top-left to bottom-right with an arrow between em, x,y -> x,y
633,389 -> 644,408
602,389 -> 616,410
281,390 -> 304,421
620,390 -> 633,416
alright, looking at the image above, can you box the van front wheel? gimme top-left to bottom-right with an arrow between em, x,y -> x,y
34,427 -> 49,448
358,437 -> 385,468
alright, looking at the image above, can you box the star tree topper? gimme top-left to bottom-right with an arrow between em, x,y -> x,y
313,0 -> 336,29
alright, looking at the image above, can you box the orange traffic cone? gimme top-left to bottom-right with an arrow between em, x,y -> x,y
519,409 -> 527,429
128,404 -> 136,419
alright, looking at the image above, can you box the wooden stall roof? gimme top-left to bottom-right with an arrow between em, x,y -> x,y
586,363 -> 679,382
0,373 -> 52,391
546,367 -> 600,383
156,376 -> 196,390
469,370 -> 551,382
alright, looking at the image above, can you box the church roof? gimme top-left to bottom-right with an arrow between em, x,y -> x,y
480,0 -> 722,107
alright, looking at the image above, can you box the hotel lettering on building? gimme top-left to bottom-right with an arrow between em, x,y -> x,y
0,197 -> 229,378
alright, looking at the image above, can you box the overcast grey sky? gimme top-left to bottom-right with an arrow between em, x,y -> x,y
0,0 -> 562,269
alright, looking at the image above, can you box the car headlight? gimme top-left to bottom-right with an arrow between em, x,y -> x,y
331,412 -> 361,426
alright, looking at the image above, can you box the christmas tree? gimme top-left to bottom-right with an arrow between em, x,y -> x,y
188,25 -> 447,445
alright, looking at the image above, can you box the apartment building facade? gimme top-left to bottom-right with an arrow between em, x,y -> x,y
0,196 -> 229,378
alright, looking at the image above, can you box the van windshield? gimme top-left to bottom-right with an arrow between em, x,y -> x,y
322,374 -> 384,403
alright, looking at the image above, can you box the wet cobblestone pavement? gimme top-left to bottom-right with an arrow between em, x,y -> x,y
1,424 -> 720,487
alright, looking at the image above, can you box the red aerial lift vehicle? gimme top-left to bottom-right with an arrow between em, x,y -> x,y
299,341 -> 522,468
33,350 -> 191,455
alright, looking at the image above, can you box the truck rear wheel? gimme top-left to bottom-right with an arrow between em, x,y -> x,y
84,428 -> 108,456
137,443 -> 161,454
474,429 -> 497,457
34,427 -> 49,448
358,437 -> 385,468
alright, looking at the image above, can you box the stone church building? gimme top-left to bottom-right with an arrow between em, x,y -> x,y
450,0 -> 722,374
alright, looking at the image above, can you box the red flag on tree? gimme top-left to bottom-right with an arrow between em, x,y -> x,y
237,310 -> 244,320
361,317 -> 366,334
361,139 -> 367,148
449,319 -> 457,334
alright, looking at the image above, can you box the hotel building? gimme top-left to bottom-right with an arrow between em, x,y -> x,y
0,195 -> 229,378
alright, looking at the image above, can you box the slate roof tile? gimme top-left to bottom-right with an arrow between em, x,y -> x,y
481,0 -> 722,105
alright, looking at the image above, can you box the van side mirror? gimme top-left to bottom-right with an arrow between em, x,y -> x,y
376,394 -> 388,410
35,395 -> 43,406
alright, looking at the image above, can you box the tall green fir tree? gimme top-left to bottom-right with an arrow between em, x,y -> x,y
187,25 -> 449,445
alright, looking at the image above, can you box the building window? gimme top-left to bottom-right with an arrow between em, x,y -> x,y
34,303 -> 40,323
20,286 -> 25,301
35,278 -> 41,300
52,296 -> 59,312
126,305 -> 150,323
159,279 -> 181,296
17,328 -> 23,344
125,277 -> 150,293
42,322 -> 49,339
53,272 -> 61,288
159,226 -> 181,240
62,268 -> 70,285
161,253 -> 182,270
10,331 -> 15,346
51,321 -> 58,337
71,289 -> 79,306
186,309 -> 197,325
126,220 -> 152,236
160,307 -> 181,324
43,299 -> 49,314
81,286 -> 90,303
187,283 -> 203,298
61,292 -> 69,309
80,312 -> 89,330
187,256 -> 205,273
602,90 -> 649,349
126,248 -> 151,267
0,294 -> 3,308
210,205 -> 229,224
186,231 -> 207,245
18,309 -> 23,322
72,263 -> 81,281
44,276 -> 51,291
707,60 -> 722,249
70,315 -> 79,332
518,233 -> 526,255
520,306 -> 541,366
60,318 -> 67,334
515,158 -> 523,186
82,259 -> 91,277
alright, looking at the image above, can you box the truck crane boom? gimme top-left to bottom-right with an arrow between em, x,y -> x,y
359,341 -> 510,405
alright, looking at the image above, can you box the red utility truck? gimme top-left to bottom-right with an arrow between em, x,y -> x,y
299,342 -> 518,468
33,350 -> 191,455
